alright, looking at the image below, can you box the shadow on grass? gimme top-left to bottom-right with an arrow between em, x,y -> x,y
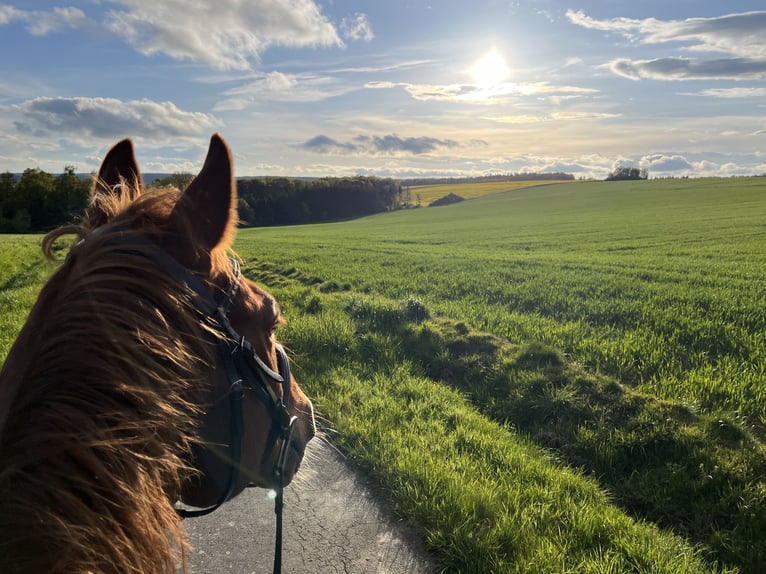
403,317 -> 765,573
282,289 -> 765,573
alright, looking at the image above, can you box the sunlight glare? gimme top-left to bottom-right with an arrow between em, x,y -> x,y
470,49 -> 510,86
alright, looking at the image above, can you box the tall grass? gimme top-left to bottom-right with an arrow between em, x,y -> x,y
273,286 -> 735,573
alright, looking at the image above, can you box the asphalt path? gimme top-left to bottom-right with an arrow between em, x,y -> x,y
184,440 -> 437,573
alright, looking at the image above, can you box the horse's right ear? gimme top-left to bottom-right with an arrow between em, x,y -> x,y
85,139 -> 143,228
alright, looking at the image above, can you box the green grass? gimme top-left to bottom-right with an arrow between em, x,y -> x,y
0,235 -> 58,355
235,177 -> 766,430
1,177 -> 765,572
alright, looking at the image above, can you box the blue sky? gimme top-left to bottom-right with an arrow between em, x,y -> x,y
1,1 -> 765,179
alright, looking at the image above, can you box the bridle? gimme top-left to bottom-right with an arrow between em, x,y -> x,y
88,231 -> 296,574
170,254 -> 296,574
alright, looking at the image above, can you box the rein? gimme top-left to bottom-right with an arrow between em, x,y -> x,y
93,234 -> 294,574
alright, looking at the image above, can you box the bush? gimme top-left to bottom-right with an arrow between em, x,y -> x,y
429,193 -> 465,207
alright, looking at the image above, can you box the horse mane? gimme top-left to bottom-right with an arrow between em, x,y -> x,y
0,185 -> 233,573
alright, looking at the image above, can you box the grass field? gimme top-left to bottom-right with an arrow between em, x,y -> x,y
407,179 -> 577,205
1,177 -> 764,572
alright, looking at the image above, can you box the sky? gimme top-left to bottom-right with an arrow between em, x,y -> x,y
1,1 -> 766,180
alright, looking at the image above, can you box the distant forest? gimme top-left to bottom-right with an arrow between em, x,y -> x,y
0,168 -> 575,232
234,176 -> 405,226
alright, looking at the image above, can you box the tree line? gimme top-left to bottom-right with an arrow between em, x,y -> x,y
234,176 -> 405,226
0,169 -> 406,232
0,167 -> 91,232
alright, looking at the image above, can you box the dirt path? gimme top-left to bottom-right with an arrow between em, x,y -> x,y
184,440 -> 437,573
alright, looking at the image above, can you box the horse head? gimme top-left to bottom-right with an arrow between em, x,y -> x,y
0,133 -> 315,573
87,133 -> 316,504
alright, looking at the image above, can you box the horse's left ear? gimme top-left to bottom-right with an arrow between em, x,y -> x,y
85,138 -> 143,228
171,133 -> 237,252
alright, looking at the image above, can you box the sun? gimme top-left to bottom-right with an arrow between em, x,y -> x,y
470,49 -> 510,86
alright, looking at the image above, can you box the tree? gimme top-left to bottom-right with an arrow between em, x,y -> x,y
16,168 -> 55,229
53,166 -> 90,224
605,166 -> 648,181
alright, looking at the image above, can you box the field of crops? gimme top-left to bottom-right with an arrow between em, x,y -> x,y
407,179 -> 576,204
1,177 -> 765,572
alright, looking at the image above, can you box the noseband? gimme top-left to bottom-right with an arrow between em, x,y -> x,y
86,232 -> 296,574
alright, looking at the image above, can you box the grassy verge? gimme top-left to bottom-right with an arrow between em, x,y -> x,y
259,275 -> 749,573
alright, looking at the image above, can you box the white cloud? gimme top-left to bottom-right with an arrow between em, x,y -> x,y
213,71 -> 353,110
483,111 -> 620,124
640,153 -> 693,172
685,87 -> 766,98
12,96 -> 218,141
265,71 -> 297,91
103,0 -> 343,70
0,5 -> 89,35
374,81 -> 597,104
341,13 -> 374,42
0,1 -> 343,70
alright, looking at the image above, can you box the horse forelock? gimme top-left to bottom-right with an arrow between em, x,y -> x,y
0,187 -> 229,573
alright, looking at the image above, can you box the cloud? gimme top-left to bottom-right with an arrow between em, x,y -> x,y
299,134 -> 459,155
214,71 -> 353,110
569,10 -> 766,81
372,81 -> 596,104
12,97 -> 217,140
483,111 -> 620,124
567,10 -> 766,58
300,135 -> 357,154
609,57 -> 766,80
1,1 -> 343,70
0,5 -> 89,35
684,87 -> 766,98
341,13 -> 374,41
640,153 -> 694,172
359,134 -> 459,155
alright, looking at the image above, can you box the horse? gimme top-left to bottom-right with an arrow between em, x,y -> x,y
0,134 -> 316,573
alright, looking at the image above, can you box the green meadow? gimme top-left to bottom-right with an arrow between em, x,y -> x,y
1,177 -> 765,572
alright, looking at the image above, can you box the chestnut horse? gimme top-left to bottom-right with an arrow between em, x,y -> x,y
0,134 -> 315,573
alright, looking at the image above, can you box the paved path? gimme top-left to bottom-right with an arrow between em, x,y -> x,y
185,440 -> 437,573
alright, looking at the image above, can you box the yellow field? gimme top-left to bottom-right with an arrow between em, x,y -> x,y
406,180 -> 577,205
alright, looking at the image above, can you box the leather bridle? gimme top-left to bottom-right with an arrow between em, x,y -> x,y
171,255 -> 296,574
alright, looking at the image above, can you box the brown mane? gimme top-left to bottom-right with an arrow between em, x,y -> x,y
0,187 -> 230,573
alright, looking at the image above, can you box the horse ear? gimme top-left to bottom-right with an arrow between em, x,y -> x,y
86,139 -> 143,228
171,133 -> 237,251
